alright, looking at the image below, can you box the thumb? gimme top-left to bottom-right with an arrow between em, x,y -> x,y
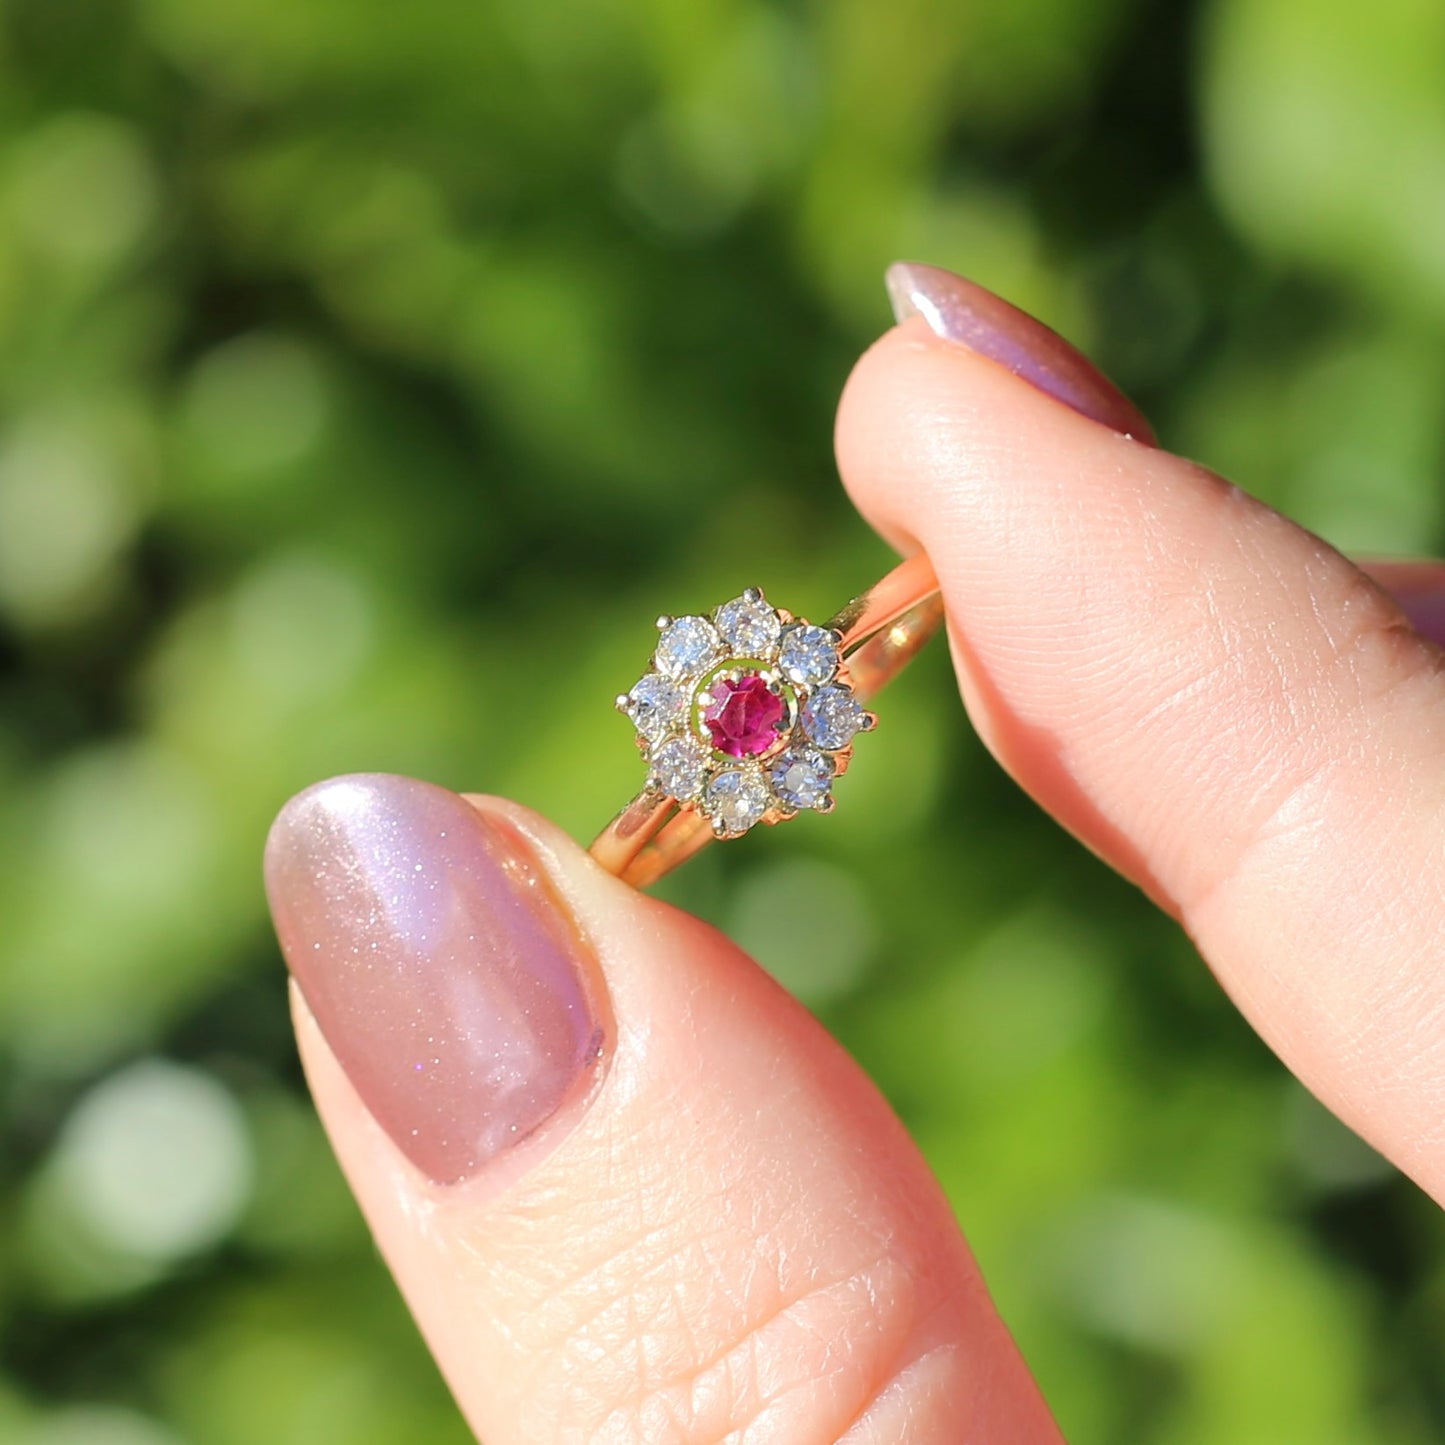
264,773 -> 1061,1444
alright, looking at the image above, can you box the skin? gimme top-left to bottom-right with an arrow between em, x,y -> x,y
283,318 -> 1445,1442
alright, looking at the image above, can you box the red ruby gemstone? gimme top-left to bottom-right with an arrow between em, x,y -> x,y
701,674 -> 786,758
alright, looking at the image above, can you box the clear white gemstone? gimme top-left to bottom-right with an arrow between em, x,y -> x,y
778,624 -> 839,687
651,734 -> 710,801
704,767 -> 771,835
715,595 -> 782,656
770,747 -> 833,810
801,685 -> 867,750
627,673 -> 684,742
655,615 -> 721,680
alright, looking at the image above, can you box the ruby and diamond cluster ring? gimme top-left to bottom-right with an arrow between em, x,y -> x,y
590,553 -> 945,889
617,588 -> 876,840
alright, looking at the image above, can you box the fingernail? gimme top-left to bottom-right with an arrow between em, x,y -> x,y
1398,592 -> 1445,650
884,261 -> 1157,445
1363,561 -> 1445,650
264,773 -> 605,1185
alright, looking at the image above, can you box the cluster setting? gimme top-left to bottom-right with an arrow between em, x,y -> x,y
617,588 -> 875,837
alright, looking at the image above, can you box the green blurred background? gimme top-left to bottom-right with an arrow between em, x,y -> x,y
1,0 -> 1443,1440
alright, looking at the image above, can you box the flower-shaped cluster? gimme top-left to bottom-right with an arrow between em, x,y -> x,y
616,588 -> 875,837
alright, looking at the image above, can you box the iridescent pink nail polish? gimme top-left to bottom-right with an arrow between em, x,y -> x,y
885,261 -> 1157,445
264,774 -> 605,1185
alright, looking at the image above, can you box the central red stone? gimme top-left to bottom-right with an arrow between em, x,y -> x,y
701,673 -> 786,758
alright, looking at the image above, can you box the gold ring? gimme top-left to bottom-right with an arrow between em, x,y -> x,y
590,552 -> 944,889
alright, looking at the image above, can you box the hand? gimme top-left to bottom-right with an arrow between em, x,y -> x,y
263,263 -> 1445,1443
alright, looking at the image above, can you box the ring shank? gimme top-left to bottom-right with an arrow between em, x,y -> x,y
589,553 -> 943,889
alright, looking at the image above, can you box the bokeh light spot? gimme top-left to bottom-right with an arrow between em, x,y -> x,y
43,742 -> 216,914
0,414 -> 140,628
958,907 -> 1108,1082
1048,1194 -> 1244,1353
181,333 -> 329,481
50,1059 -> 253,1264
5,114 -> 157,264
22,1405 -> 185,1445
728,857 -> 878,1004
228,551 -> 372,703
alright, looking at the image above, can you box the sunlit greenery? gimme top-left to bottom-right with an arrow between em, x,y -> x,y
1,0 -> 1442,1440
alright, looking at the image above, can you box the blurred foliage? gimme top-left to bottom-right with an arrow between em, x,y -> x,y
0,0 -> 1442,1440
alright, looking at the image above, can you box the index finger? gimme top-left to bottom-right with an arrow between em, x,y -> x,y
837,268 -> 1445,1204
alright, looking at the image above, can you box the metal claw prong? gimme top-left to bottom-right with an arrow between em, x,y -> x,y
615,693 -> 631,713
815,794 -> 837,814
861,711 -> 879,732
655,614 -> 674,630
826,628 -> 844,646
711,817 -> 730,838
743,586 -> 763,604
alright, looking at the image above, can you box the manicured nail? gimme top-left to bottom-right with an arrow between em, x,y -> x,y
885,261 -> 1157,445
264,774 -> 605,1185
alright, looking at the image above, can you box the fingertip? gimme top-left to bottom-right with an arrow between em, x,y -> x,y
837,321 -> 1159,611
833,297 -> 1445,1206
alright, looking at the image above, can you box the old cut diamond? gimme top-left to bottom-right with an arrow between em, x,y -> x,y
651,734 -> 710,801
627,673 -> 684,742
704,767 -> 771,835
778,624 -> 839,688
801,685 -> 867,750
715,595 -> 782,656
655,615 -> 721,680
770,747 -> 834,810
